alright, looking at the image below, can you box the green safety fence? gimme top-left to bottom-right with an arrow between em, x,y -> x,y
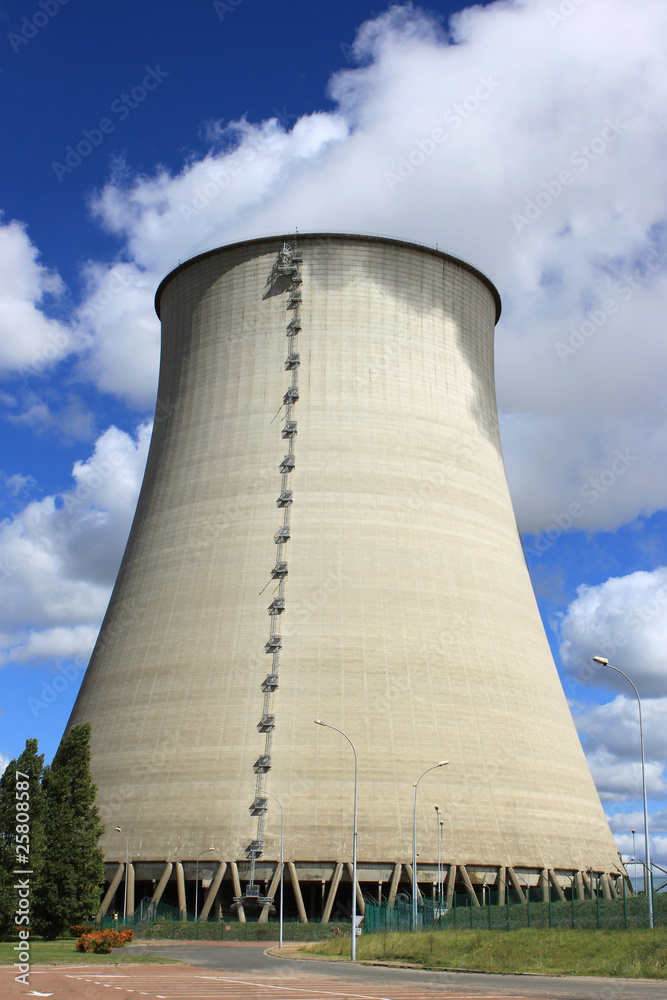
363,884 -> 667,934
99,899 -> 351,942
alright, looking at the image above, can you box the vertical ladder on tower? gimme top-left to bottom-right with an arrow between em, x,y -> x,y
244,241 -> 303,900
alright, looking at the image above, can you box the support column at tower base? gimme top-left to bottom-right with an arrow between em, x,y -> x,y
98,857 -> 631,921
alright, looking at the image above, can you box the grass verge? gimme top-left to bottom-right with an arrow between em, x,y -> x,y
0,938 -> 180,965
304,927 -> 667,978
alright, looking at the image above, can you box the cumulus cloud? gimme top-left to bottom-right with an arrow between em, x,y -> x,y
0,219 -> 77,376
582,744 -> 666,802
77,0 -> 667,533
569,695 -> 667,864
0,422 -> 151,667
3,473 -> 36,498
7,393 -> 96,443
558,568 -> 667,696
576,694 -> 667,763
75,261 -> 160,408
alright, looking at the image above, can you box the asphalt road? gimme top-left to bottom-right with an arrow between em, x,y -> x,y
120,940 -> 667,999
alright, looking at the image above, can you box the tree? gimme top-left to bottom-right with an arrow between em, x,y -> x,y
33,723 -> 105,939
0,740 -> 45,937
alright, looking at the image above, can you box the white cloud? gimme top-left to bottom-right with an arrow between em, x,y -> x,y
571,695 -> 667,827
558,568 -> 667,696
75,261 -> 160,408
2,625 -> 100,666
0,753 -> 8,775
79,0 -> 667,532
0,219 -> 77,376
7,393 -> 96,442
583,744 -> 666,802
3,473 -> 36,497
0,422 -> 150,667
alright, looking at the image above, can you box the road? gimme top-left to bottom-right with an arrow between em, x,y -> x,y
1,941 -> 664,999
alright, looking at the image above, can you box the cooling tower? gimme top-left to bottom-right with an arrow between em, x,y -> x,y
67,233 -> 623,921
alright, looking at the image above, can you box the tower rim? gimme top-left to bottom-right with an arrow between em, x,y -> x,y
154,230 -> 502,323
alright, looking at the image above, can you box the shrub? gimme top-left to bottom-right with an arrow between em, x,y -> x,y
75,928 -> 131,954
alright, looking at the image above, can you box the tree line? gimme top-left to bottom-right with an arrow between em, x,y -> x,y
0,723 -> 105,939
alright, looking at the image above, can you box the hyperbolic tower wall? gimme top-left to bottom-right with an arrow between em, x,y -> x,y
67,233 -> 623,920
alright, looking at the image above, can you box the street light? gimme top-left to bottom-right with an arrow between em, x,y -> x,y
195,847 -> 216,924
632,829 -> 636,893
412,762 -> 449,930
439,818 -> 444,913
264,790 -> 284,950
434,806 -> 442,915
314,720 -> 358,961
592,656 -> 653,928
115,827 -> 129,926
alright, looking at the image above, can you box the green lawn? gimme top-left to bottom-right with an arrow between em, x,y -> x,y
305,927 -> 667,978
0,938 -> 179,965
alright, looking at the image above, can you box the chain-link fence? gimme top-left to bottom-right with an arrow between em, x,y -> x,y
99,899 -> 350,941
364,885 -> 666,933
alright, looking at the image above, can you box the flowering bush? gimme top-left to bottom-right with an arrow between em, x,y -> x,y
75,928 -> 133,953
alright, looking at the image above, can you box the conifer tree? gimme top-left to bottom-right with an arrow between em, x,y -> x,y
33,723 -> 104,939
0,740 -> 45,936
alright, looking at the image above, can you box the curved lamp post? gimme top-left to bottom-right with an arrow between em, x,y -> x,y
592,656 -> 653,929
412,762 -> 448,930
115,826 -> 129,925
264,790 -> 284,949
195,847 -> 216,924
314,720 -> 358,960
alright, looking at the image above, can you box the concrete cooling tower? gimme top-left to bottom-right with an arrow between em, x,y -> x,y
66,233 -> 624,922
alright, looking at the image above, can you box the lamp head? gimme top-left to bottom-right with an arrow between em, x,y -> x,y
115,826 -> 122,833
592,656 -> 609,665
438,760 -> 449,767
314,719 -> 323,726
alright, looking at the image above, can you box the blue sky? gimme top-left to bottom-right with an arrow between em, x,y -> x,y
1,0 -> 666,874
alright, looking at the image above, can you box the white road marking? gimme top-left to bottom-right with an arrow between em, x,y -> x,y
195,977 -> 413,1000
